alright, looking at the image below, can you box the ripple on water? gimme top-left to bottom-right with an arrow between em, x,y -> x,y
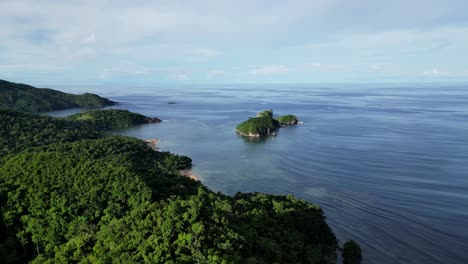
91,83 -> 468,264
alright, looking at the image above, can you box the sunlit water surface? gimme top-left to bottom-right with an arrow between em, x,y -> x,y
48,83 -> 468,264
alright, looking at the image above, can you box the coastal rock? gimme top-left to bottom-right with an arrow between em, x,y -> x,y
148,117 -> 162,123
179,169 -> 199,181
144,138 -> 159,150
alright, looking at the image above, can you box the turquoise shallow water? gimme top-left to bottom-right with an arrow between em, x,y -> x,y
49,83 -> 468,264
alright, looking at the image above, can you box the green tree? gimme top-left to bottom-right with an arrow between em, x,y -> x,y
342,240 -> 362,264
0,107 -> 342,263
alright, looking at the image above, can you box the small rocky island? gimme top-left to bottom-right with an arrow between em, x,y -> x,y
236,109 -> 298,137
277,114 -> 298,125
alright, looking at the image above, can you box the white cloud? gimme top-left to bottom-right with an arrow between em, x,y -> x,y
80,33 -> 95,44
207,70 -> 225,78
422,68 -> 442,77
420,68 -> 468,78
173,73 -> 189,80
193,49 -> 220,57
298,63 -> 346,73
99,62 -> 151,80
249,65 -> 289,75
368,64 -> 382,71
301,63 -> 322,69
1,0 -> 468,83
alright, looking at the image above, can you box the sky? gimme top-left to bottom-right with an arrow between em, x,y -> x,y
1,0 -> 468,85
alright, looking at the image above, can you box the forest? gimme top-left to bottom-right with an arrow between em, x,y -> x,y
236,110 -> 299,137
0,80 -> 115,112
0,109 -> 340,263
66,109 -> 161,130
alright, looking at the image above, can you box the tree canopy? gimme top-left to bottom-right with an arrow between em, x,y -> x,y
236,116 -> 280,137
0,106 -> 338,263
0,110 -> 101,156
0,79 -> 115,112
66,109 -> 161,130
276,115 -> 298,125
342,240 -> 362,264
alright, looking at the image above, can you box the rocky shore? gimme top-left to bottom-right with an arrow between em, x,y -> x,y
178,169 -> 199,181
144,139 -> 159,150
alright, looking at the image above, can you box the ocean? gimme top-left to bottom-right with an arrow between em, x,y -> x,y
49,83 -> 468,264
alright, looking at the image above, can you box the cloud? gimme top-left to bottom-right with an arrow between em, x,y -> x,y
301,63 -> 322,70
169,72 -> 190,81
420,68 -> 468,79
193,49 -> 220,57
207,70 -> 225,78
249,65 -> 289,75
368,64 -> 382,71
173,73 -> 189,80
80,33 -> 95,44
298,63 -> 347,73
422,68 -> 442,77
98,62 -> 151,80
1,0 -> 468,83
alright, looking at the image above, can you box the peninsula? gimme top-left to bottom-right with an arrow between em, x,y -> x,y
67,109 -> 161,130
0,79 -> 115,112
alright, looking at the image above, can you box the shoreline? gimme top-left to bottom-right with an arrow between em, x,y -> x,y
143,138 -> 200,181
144,139 -> 159,150
179,169 -> 200,181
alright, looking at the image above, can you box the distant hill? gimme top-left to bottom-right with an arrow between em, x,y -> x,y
67,109 -> 161,130
0,79 -> 116,112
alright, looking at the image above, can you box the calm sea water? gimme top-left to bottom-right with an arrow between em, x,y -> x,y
49,83 -> 468,264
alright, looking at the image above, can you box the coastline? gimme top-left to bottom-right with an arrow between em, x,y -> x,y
144,139 -> 159,150
179,169 -> 199,181
143,138 -> 200,181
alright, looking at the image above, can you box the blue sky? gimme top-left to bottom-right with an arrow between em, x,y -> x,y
1,0 -> 468,85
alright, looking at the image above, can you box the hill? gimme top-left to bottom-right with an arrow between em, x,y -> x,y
67,109 -> 161,130
0,109 -> 101,156
0,79 -> 115,112
236,116 -> 280,137
236,110 -> 298,137
0,110 -> 337,263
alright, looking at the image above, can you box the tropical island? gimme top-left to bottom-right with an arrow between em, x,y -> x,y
236,109 -> 299,137
277,114 -> 299,125
0,80 -> 360,263
0,79 -> 115,112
